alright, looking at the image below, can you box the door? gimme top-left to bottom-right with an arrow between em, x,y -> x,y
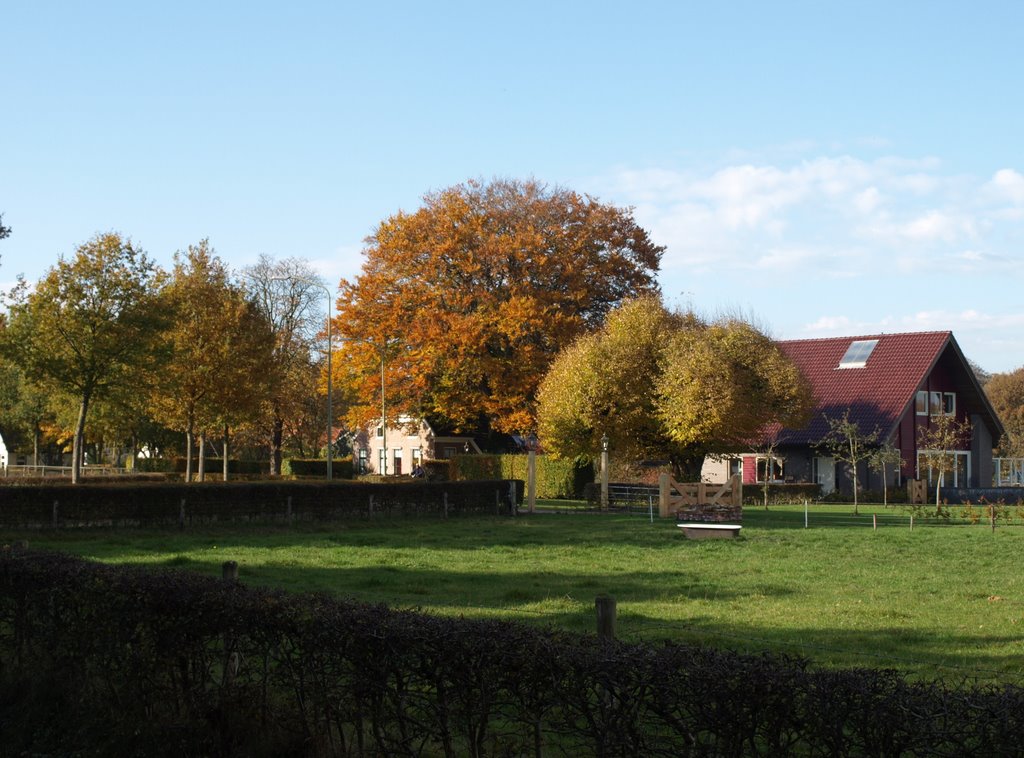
814,457 -> 835,495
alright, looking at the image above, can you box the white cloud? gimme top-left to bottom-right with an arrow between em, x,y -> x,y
988,168 -> 1024,205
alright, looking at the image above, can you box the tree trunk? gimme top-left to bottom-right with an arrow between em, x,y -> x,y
270,415 -> 284,476
670,451 -> 705,482
198,433 -> 206,483
71,391 -> 91,484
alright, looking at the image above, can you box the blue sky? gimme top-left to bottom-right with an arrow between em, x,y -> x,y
3,1 -> 1024,371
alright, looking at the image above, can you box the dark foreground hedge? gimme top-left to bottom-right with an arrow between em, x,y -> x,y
0,480 -> 523,528
2,549 -> 1023,757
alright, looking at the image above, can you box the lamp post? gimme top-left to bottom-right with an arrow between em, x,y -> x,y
527,433 -> 538,514
267,274 -> 334,481
600,433 -> 609,510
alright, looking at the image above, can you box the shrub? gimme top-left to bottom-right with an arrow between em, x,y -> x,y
0,480 -> 523,528
3,547 -> 1024,756
281,457 -> 355,479
452,454 -> 593,498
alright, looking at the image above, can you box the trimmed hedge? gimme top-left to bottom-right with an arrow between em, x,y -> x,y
453,454 -> 593,499
282,457 -> 355,479
2,547 -> 1023,756
134,458 -> 268,475
0,480 -> 523,528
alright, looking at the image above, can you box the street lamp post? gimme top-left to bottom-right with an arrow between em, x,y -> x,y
600,433 -> 609,510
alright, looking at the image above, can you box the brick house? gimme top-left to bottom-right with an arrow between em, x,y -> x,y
702,332 -> 1004,495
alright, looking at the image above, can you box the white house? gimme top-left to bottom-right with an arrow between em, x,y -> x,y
352,417 -> 482,475
0,430 -> 8,470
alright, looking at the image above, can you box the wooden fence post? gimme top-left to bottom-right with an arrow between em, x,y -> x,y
731,474 -> 742,506
286,495 -> 293,523
658,472 -> 671,518
52,500 -> 59,528
179,498 -> 186,529
596,595 -> 616,642
222,560 -> 239,582
443,491 -> 449,519
509,481 -> 517,515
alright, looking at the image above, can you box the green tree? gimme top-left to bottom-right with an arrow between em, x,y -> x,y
985,367 -> 1024,457
816,411 -> 880,514
0,213 -> 10,242
1,233 -> 165,482
335,178 -> 663,435
537,296 -> 813,479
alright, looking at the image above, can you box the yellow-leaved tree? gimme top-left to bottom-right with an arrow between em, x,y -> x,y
537,296 -> 813,479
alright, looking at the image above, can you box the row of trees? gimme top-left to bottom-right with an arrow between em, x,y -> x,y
0,180 -> 668,481
0,234 -> 328,482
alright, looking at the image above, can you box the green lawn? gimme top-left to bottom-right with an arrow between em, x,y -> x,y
8,504 -> 1024,684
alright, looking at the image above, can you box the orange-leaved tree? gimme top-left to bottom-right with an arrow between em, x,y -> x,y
334,178 -> 663,434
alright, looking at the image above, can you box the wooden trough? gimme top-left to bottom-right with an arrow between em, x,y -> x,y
677,523 -> 742,540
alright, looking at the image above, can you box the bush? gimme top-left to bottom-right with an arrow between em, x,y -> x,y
452,454 -> 593,498
0,479 -> 524,528
744,482 -> 822,506
3,547 -> 1024,756
281,457 -> 355,479
164,458 -> 269,476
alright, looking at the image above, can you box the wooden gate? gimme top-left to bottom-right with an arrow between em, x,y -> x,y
658,474 -> 742,519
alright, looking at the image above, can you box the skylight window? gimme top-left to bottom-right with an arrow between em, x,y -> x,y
837,339 -> 878,369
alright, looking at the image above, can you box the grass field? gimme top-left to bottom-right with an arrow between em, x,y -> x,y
8,503 -> 1024,684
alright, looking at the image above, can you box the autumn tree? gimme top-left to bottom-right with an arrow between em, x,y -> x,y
917,411 -> 973,506
868,440 -> 904,506
334,178 -> 663,434
152,241 -> 274,482
985,367 -> 1024,457
1,233 -> 165,482
816,411 -> 880,513
0,360 -> 58,466
536,296 -> 813,479
242,255 -> 327,475
0,213 -> 9,242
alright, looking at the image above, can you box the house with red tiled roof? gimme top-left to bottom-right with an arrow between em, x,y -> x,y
702,331 -> 1004,495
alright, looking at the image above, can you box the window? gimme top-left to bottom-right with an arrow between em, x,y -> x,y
916,391 -> 928,416
838,339 -> 879,369
756,457 -> 784,482
943,392 -> 956,416
376,426 -> 383,438
929,392 -> 942,416
917,450 -> 970,488
378,448 -> 386,473
358,448 -> 368,474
